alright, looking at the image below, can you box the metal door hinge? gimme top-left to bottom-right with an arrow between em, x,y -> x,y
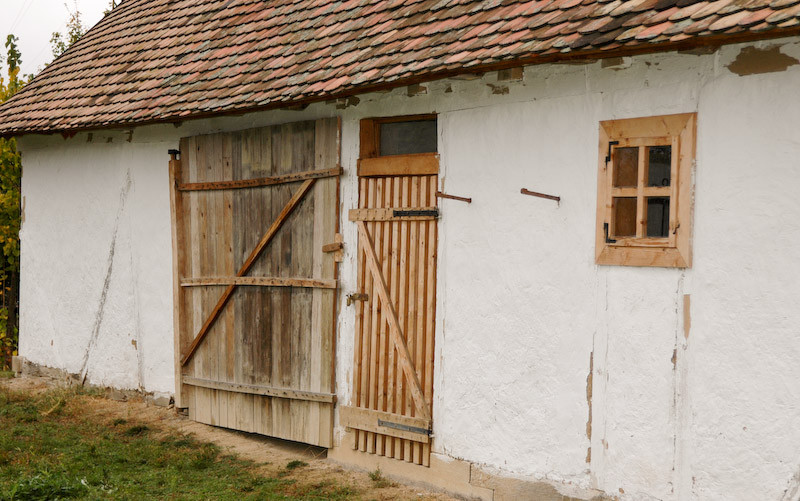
346,293 -> 369,306
605,140 -> 619,168
604,222 -> 617,243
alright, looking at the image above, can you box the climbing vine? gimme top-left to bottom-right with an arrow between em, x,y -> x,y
0,35 -> 24,370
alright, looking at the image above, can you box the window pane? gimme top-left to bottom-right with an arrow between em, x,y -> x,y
613,197 -> 637,237
647,146 -> 671,187
646,197 -> 670,237
613,147 -> 638,187
379,119 -> 437,156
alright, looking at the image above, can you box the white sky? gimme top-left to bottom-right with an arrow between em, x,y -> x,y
2,0 -> 110,78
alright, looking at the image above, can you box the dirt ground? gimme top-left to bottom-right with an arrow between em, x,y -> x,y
1,375 -> 457,501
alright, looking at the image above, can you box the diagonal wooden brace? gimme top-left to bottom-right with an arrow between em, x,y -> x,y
357,221 -> 430,421
181,178 -> 316,366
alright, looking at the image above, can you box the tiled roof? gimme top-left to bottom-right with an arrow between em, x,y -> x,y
1,0 -> 799,135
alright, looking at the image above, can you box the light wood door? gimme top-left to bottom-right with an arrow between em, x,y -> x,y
342,174 -> 438,466
169,118 -> 341,448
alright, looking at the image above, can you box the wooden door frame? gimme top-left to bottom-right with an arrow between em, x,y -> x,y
343,117 -> 440,464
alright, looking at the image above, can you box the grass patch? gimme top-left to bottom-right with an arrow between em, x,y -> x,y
286,460 -> 308,470
6,470 -> 88,500
0,371 -> 14,379
368,468 -> 395,489
122,424 -> 149,436
0,386 -> 359,500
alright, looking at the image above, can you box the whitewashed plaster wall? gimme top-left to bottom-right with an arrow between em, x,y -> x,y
18,141 -> 175,392
16,36 -> 800,501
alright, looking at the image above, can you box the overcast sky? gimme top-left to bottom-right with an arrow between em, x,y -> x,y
2,0 -> 110,78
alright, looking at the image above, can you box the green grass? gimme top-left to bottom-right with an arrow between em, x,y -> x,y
286,460 -> 308,471
368,469 -> 394,489
0,386 -> 358,500
0,371 -> 14,379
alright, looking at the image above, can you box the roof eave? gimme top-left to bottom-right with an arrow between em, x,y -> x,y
3,27 -> 800,139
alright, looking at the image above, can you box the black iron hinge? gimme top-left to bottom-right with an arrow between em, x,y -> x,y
605,141 -> 619,167
604,222 -> 617,244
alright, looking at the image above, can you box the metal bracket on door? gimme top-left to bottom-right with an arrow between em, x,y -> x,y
377,419 -> 431,437
392,209 -> 439,218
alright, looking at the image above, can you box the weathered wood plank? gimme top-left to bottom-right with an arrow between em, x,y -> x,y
248,127 -> 271,436
271,121 -> 294,445
353,177 -> 367,451
233,128 -> 254,434
405,176 -> 420,462
186,136 -> 201,422
220,133 -> 236,429
208,132 -> 222,428
358,154 -> 439,177
178,166 -> 342,191
291,120 -> 316,444
348,207 -> 438,222
366,177 -> 385,455
312,117 -> 338,448
181,277 -> 337,289
396,176 -> 411,460
358,178 -> 375,452
378,177 -> 395,456
194,135 -> 212,426
422,176 -> 438,467
322,241 -> 343,253
340,406 -> 430,443
169,152 -> 186,409
183,376 -> 336,403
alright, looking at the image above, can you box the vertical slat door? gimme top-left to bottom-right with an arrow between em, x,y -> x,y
342,173 -> 439,466
170,118 -> 341,448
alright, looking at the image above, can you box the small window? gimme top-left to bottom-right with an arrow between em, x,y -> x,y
595,113 -> 696,268
379,119 -> 437,156
358,115 -> 439,177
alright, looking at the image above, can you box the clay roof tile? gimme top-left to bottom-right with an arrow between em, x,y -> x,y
1,0 -> 798,135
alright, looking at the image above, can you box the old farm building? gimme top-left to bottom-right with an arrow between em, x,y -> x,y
1,0 -> 800,499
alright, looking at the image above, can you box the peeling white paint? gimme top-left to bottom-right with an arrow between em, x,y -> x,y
15,37 -> 800,500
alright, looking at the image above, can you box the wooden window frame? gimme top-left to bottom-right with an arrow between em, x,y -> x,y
595,113 -> 696,268
358,114 -> 439,177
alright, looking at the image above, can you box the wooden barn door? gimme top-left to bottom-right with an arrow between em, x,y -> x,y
169,118 -> 341,448
342,171 -> 438,466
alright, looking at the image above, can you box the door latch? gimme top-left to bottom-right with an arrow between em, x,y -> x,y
346,293 -> 369,306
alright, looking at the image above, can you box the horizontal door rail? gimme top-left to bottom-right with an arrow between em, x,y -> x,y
339,406 -> 431,443
179,166 -> 342,191
183,376 -> 336,404
349,207 -> 439,222
181,277 -> 337,289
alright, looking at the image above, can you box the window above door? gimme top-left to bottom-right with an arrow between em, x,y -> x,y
359,114 -> 439,177
595,113 -> 696,268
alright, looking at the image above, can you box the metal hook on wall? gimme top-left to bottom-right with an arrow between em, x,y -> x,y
520,188 -> 560,205
435,191 -> 472,203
